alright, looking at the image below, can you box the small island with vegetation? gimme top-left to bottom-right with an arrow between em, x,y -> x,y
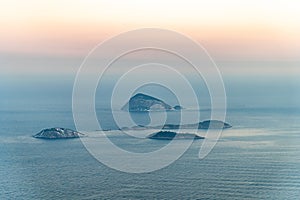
122,120 -> 232,131
122,93 -> 182,112
148,131 -> 204,140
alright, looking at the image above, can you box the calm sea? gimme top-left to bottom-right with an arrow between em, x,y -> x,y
1,77 -> 300,199
1,105 -> 300,199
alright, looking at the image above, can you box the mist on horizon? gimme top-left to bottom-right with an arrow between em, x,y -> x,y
1,0 -> 299,111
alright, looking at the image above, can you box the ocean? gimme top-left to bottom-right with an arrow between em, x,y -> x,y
1,77 -> 300,199
1,106 -> 300,199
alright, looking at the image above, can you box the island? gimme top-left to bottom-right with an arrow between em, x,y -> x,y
198,120 -> 232,129
121,93 -> 181,112
33,127 -> 83,139
121,120 -> 232,131
173,105 -> 183,110
148,131 -> 204,140
162,120 -> 232,130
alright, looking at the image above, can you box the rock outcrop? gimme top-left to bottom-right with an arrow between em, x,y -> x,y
198,120 -> 232,129
33,127 -> 83,139
173,105 -> 183,110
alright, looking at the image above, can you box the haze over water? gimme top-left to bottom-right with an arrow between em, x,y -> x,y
1,1 -> 300,199
1,74 -> 300,199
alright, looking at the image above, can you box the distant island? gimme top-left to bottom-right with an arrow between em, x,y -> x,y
33,127 -> 83,139
33,120 -> 230,140
148,131 -> 204,140
162,120 -> 232,130
198,120 -> 232,129
173,105 -> 183,110
121,120 -> 232,130
122,93 -> 182,112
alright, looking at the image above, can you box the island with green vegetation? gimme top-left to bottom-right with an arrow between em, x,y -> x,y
122,120 -> 232,131
148,131 -> 204,140
122,93 -> 182,112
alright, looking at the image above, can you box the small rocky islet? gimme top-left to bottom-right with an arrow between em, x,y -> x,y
122,120 -> 232,130
148,131 -> 204,140
33,127 -> 83,139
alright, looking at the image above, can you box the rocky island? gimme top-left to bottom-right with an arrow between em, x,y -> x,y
33,127 -> 83,139
160,120 -> 232,129
173,105 -> 183,110
198,120 -> 232,129
148,131 -> 204,140
121,120 -> 232,131
122,93 -> 181,112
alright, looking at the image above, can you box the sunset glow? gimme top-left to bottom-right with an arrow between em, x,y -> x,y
1,0 -> 299,60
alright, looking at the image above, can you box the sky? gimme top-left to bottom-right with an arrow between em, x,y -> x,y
0,0 -> 300,111
0,0 -> 300,76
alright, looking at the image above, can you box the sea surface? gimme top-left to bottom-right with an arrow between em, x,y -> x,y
1,104 -> 300,199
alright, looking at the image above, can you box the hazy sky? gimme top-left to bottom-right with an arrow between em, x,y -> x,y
1,0 -> 299,75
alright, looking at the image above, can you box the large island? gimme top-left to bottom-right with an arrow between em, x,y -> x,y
122,93 -> 181,112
